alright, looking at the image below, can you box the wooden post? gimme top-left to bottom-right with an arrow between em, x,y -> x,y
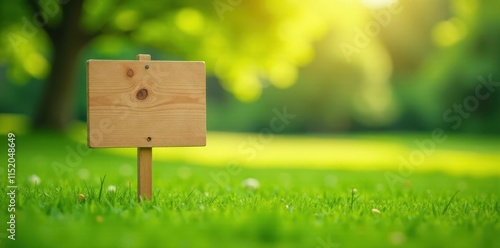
136,54 -> 152,201
137,147 -> 152,201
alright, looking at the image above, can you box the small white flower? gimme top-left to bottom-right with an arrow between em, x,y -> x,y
77,193 -> 85,200
352,188 -> 358,194
27,174 -> 41,185
241,178 -> 260,190
107,185 -> 116,192
371,208 -> 381,214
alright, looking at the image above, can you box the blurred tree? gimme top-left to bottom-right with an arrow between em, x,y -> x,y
1,0 -> 333,130
401,0 -> 500,134
30,0 -> 89,129
1,0 -> 499,133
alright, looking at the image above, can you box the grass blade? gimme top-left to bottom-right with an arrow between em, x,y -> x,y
442,190 -> 460,215
98,175 -> 107,202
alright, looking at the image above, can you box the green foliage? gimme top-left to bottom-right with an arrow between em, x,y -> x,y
1,0 -> 500,133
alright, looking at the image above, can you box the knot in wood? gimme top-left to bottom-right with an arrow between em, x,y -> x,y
127,69 -> 134,77
136,88 -> 148,100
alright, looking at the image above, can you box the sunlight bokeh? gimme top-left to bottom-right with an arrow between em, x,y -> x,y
359,0 -> 398,9
1,0 -> 499,174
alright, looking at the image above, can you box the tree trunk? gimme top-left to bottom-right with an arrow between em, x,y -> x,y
33,40 -> 81,130
33,0 -> 88,130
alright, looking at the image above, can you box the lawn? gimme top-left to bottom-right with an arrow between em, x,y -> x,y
0,130 -> 499,248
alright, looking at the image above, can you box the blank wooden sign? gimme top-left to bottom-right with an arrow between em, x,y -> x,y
87,56 -> 206,148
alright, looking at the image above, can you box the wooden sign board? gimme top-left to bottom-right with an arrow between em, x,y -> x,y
87,56 -> 206,148
87,54 -> 206,201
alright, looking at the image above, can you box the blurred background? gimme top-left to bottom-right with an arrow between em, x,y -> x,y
1,2 -> 499,246
1,0 -> 500,134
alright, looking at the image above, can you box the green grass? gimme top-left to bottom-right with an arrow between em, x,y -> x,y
0,132 -> 499,248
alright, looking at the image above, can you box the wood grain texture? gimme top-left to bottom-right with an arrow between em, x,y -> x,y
86,59 -> 206,148
137,147 -> 152,201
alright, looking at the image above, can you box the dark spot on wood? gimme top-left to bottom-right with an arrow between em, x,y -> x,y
127,69 -> 134,77
147,137 -> 152,142
136,89 -> 148,100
